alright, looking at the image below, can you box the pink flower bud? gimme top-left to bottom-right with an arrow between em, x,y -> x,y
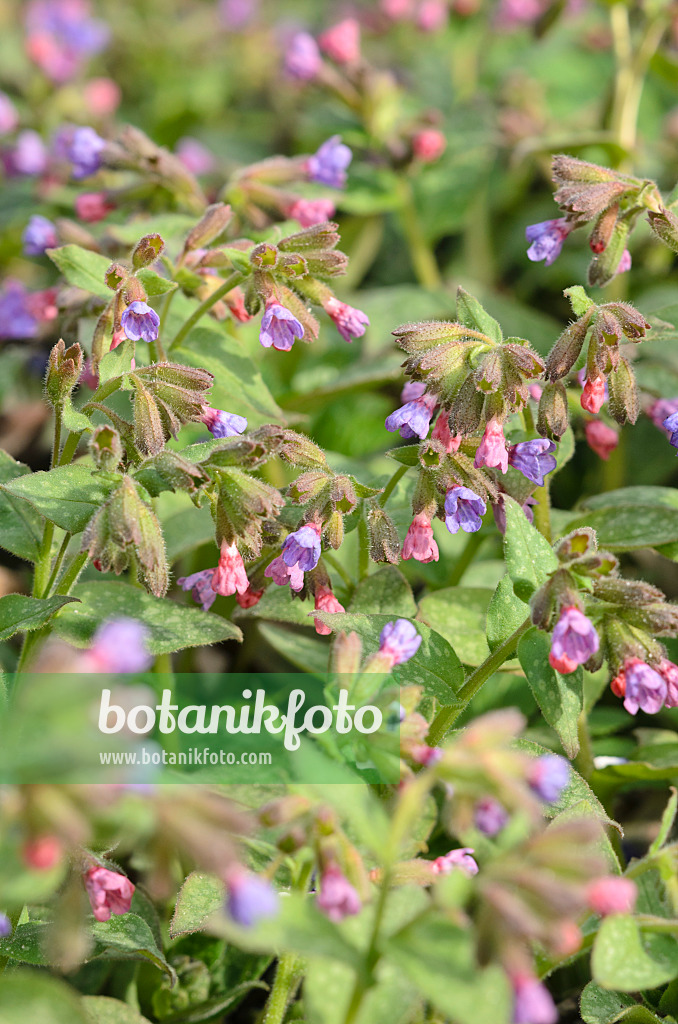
75,191 -> 113,222
288,197 -> 336,227
587,876 -> 637,916
412,128 -> 446,162
236,586 -> 264,609
23,835 -> 63,871
431,411 -> 462,452
318,18 -> 361,64
585,420 -> 618,461
212,540 -> 250,596
474,416 -> 508,473
581,376 -> 606,414
402,512 -> 439,563
84,865 -> 135,922
83,78 -> 121,118
317,865 -> 361,922
314,585 -> 345,635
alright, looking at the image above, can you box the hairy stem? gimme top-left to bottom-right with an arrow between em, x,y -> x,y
379,465 -> 408,508
357,514 -> 370,581
262,952 -> 303,1024
169,271 -> 244,351
397,179 -> 441,291
341,870 -> 391,1024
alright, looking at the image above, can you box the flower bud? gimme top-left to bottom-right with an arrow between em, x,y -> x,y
587,876 -> 637,916
106,263 -> 128,291
279,430 -> 328,468
131,233 -> 165,270
184,203 -> 233,251
545,319 -> 590,381
89,425 -> 123,471
589,204 -> 619,254
45,339 -> 83,406
647,208 -> 678,254
607,356 -> 639,425
537,381 -> 568,439
588,221 -> 630,289
366,503 -> 401,564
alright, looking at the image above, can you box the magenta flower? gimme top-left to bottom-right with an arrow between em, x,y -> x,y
317,866 -> 362,922
84,866 -> 135,922
432,848 -> 479,876
528,754 -> 569,802
548,606 -> 599,675
201,407 -> 248,439
284,31 -> 322,80
260,302 -> 304,352
586,877 -> 637,917
22,215 -> 58,256
226,870 -> 278,927
288,197 -> 336,227
177,569 -> 219,612
307,136 -> 352,189
474,798 -> 509,836
475,416 -> 508,474
379,619 -> 422,666
323,296 -> 369,343
282,523 -> 321,572
212,540 -> 249,597
12,130 -> 47,175
385,393 -> 437,440
402,512 -> 439,563
623,658 -> 667,715
444,486 -> 486,534
265,555 -> 304,591
318,19 -> 361,64
86,618 -> 152,673
176,137 -> 215,176
508,439 -> 557,486
121,301 -> 160,343
525,218 -> 571,266
512,974 -> 558,1024
585,420 -> 618,461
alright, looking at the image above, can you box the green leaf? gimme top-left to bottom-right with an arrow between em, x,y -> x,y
592,915 -> 678,990
566,504 -> 678,551
304,956 -> 420,1024
0,970 -> 90,1024
564,285 -> 596,318
0,594 -> 77,642
82,997 -> 152,1024
170,872 -> 225,938
518,627 -> 583,758
417,587 -> 492,665
385,445 -> 420,467
456,287 -> 503,344
312,612 -> 463,704
650,788 -> 678,854
580,981 -> 636,1024
1,465 -> 120,534
0,450 -> 43,561
61,396 -> 93,434
0,921 -> 50,965
47,245 -> 111,300
503,497 -> 558,600
135,267 -> 177,296
486,575 -> 530,653
53,581 -> 242,653
350,567 -> 417,618
91,913 -> 176,983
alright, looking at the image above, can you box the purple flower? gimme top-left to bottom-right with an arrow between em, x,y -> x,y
385,394 -> 437,440
282,524 -> 321,572
548,606 -> 599,675
265,555 -> 304,591
26,0 -> 109,82
307,135 -> 352,189
317,866 -> 362,922
87,618 -> 153,673
623,658 -> 667,715
177,569 -> 218,612
379,619 -> 422,666
0,92 -> 18,135
227,870 -> 278,927
444,486 -> 486,534
432,848 -> 479,876
647,397 -> 678,433
525,218 -> 571,267
663,411 -> 678,452
176,137 -> 215,176
260,302 -> 304,352
67,125 -> 105,179
201,408 -> 248,439
323,296 -> 369,343
218,0 -> 259,30
512,975 -> 558,1024
12,130 -> 47,175
508,439 -> 557,486
528,754 -> 570,803
0,913 -> 11,938
22,215 -> 58,257
401,380 -> 426,403
284,31 -> 322,80
617,249 -> 632,274
120,301 -> 160,343
474,798 -> 508,836
0,280 -> 39,340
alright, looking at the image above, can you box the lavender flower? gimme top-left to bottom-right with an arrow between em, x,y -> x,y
120,301 -> 160,343
0,92 -> 18,135
218,0 -> 259,30
201,407 -> 248,438
284,31 -> 322,80
623,658 -> 667,715
525,218 -> 571,266
22,215 -> 58,256
512,975 -> 558,1024
26,0 -> 109,82
86,618 -> 152,673
67,125 -> 105,179
444,486 -> 486,534
0,280 -> 39,339
379,619 -> 422,665
647,397 -> 678,433
385,394 -> 436,440
474,798 -> 509,836
0,913 -> 11,938
282,524 -> 321,572
528,754 -> 570,802
663,411 -> 678,452
432,848 -> 479,876
260,302 -> 304,352
323,296 -> 369,343
265,555 -> 304,591
177,569 -> 218,612
316,866 -> 362,922
508,439 -> 557,486
548,606 -> 599,675
176,137 -> 215,176
12,130 -> 47,175
226,870 -> 278,927
402,512 -> 439,563
307,136 -> 352,189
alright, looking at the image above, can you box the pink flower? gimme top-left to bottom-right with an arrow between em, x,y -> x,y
75,191 -> 113,222
402,512 -> 439,563
84,866 -> 135,922
23,835 -> 63,870
416,0 -> 449,32
176,137 -> 215,176
212,540 -> 249,597
313,585 -> 345,635
381,0 -> 416,19
236,585 -> 264,609
512,974 -> 557,1024
412,128 -> 446,162
317,866 -> 362,922
83,77 -> 121,117
265,555 -> 304,591
658,659 -> 678,708
474,416 -> 508,473
581,376 -> 606,414
432,847 -> 479,876
288,197 -> 336,227
323,296 -> 369,343
432,411 -> 462,452
587,877 -> 637,916
585,420 -> 618,461
617,249 -> 632,274
318,18 -> 361,64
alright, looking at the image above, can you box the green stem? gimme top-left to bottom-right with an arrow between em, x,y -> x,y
169,271 -> 243,351
532,477 -> 552,543
427,616 -> 532,746
262,952 -> 303,1024
379,465 -> 408,508
357,514 -> 370,581
52,405 -> 63,467
55,551 -> 88,595
574,710 -> 595,781
448,531 -> 483,587
397,179 -> 441,291
58,430 -> 83,466
323,552 -> 354,591
45,532 -> 72,596
341,871 -> 391,1024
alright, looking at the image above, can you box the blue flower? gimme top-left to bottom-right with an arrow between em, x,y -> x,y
385,395 -> 436,440
444,486 -> 486,534
663,411 -> 678,452
120,301 -> 160,343
307,135 -> 352,189
282,524 -> 321,572
22,215 -> 58,256
202,408 -> 248,439
379,619 -> 421,665
528,754 -> 569,802
508,438 -> 557,486
260,302 -> 304,352
67,125 -> 105,179
227,871 -> 279,928
0,280 -> 38,340
525,218 -> 571,266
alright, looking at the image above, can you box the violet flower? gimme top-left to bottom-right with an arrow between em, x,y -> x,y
201,407 -> 248,439
508,439 -> 557,486
22,215 -> 58,256
12,130 -> 47,175
323,296 -> 369,343
307,135 -> 352,189
284,31 -> 322,80
512,974 -> 558,1024
120,301 -> 160,343
623,658 -> 667,715
528,754 -> 570,802
444,486 -> 486,534
260,302 -> 304,352
0,280 -> 39,339
474,798 -> 509,837
282,523 -> 321,572
86,618 -> 153,673
548,606 -> 599,675
177,569 -> 218,612
525,218 -> 571,266
379,619 -> 422,666
67,125 -> 105,179
226,870 -> 278,927
385,393 -> 437,440
663,410 -> 678,452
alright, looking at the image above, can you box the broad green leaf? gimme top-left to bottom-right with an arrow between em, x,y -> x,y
304,956 -> 421,1024
580,486 -> 678,512
0,920 -> 50,965
47,245 -> 111,300
97,342 -> 133,386
518,627 -> 583,758
592,915 -> 678,990
580,981 -> 636,1024
1,465 -> 120,533
91,913 -> 176,983
503,497 -> 558,600
170,871 -> 225,938
417,587 -> 492,665
0,450 -> 43,561
0,970 -> 90,1024
82,997 -> 152,1024
234,585 -> 315,628
456,287 -> 503,343
385,445 -> 420,467
0,594 -> 77,642
256,622 -> 330,674
350,567 -> 417,618
486,575 -> 530,653
53,581 -> 242,653
312,612 -> 464,703
136,267 -> 176,296
566,505 -> 678,551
